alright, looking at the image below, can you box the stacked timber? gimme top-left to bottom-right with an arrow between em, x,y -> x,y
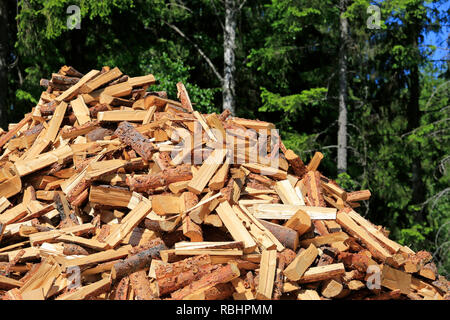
0,65 -> 448,300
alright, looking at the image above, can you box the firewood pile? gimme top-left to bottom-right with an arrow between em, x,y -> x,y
0,65 -> 448,300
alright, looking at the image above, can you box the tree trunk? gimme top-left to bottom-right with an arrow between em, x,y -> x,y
223,0 -> 237,115
407,24 -> 425,222
337,0 -> 349,173
0,0 -> 9,129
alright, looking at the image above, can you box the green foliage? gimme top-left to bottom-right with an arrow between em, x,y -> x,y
140,51 -> 219,113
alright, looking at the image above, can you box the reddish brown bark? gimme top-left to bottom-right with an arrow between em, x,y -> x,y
170,263 -> 240,300
111,243 -> 167,280
130,270 -> 155,300
113,276 -> 130,300
157,263 -> 216,296
115,121 -> 155,161
126,164 -> 193,192
284,149 -> 307,178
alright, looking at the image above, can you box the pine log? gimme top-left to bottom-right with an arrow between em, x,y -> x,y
115,121 -> 155,161
346,190 -> 371,202
284,149 -> 307,177
111,243 -> 167,281
306,151 -> 323,171
155,255 -> 211,279
171,263 -> 240,300
157,263 -> 216,296
126,164 -> 193,192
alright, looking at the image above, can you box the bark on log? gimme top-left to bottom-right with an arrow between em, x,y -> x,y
115,121 -> 155,161
113,276 -> 129,300
129,270 -> 155,300
155,255 -> 211,279
111,243 -> 167,281
346,190 -> 371,202
157,263 -> 216,296
258,219 -> 298,250
182,282 -> 234,300
170,263 -> 240,300
284,149 -> 307,178
305,171 -> 326,207
51,73 -> 80,86
126,164 -> 193,192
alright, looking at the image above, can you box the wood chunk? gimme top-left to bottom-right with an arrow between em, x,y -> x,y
298,263 -> 346,283
171,263 -> 240,300
176,82 -> 194,113
188,149 -> 226,194
103,199 -> 153,249
297,289 -> 321,300
55,70 -> 100,102
346,190 -> 371,202
80,67 -> 123,94
321,279 -> 344,298
256,250 -> 277,300
71,96 -> 91,125
306,151 -> 323,171
208,159 -> 230,190
215,201 -> 257,253
129,270 -> 155,300
56,277 -> 111,300
336,208 -> 391,261
89,185 -> 132,208
111,243 -> 166,281
127,164 -> 193,192
115,121 -> 155,161
381,265 -> 411,295
242,163 -> 287,180
284,243 -> 318,282
15,145 -> 73,177
152,195 -> 180,215
404,250 -> 433,273
419,262 -> 438,281
321,177 -> 347,201
0,114 -> 33,149
274,180 -> 304,205
284,209 -> 311,236
253,204 -> 337,220
300,232 -> 349,248
284,149 -> 307,177
304,171 -> 326,207
258,219 -> 298,250
58,66 -> 83,78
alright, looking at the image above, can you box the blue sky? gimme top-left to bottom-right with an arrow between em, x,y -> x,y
423,1 -> 449,69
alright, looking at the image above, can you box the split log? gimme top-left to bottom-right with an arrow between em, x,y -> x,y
283,244 -> 318,281
129,270 -> 155,300
258,219 -> 298,250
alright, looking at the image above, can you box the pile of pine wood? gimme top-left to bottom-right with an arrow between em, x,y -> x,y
0,65 -> 448,300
